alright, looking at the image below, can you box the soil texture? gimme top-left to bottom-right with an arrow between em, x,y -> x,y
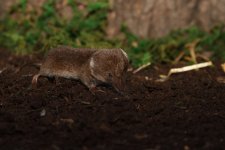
0,49 -> 225,150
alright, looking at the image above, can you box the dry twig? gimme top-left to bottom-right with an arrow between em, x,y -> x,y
157,61 -> 213,82
133,62 -> 151,74
221,63 -> 225,73
79,101 -> 91,105
173,39 -> 201,64
60,118 -> 74,124
0,68 -> 7,74
173,51 -> 185,64
185,39 -> 200,64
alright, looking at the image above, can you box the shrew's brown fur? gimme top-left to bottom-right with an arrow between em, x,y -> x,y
32,46 -> 129,93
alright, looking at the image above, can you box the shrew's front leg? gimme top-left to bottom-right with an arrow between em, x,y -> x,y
32,74 -> 41,88
81,76 -> 105,95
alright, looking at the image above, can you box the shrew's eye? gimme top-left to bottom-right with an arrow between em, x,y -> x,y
108,73 -> 113,78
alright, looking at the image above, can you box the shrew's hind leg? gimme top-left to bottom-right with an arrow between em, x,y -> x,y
32,74 -> 41,88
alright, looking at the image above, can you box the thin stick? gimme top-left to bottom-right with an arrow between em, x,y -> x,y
186,39 -> 200,64
157,61 -> 213,82
168,61 -> 213,76
190,47 -> 197,63
221,63 -> 225,73
173,51 -> 185,64
196,54 -> 210,61
133,62 -> 151,74
0,68 -> 7,74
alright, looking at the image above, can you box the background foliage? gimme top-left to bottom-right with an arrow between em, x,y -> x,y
0,0 -> 225,67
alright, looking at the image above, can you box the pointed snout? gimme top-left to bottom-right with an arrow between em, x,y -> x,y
112,76 -> 127,94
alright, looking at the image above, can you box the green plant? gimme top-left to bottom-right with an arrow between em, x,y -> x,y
0,0 -> 225,67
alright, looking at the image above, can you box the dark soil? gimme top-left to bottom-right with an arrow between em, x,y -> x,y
1,48 -> 225,150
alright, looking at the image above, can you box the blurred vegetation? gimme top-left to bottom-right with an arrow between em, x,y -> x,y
0,0 -> 225,67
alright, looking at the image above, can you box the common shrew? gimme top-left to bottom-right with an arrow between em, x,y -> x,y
32,46 -> 129,93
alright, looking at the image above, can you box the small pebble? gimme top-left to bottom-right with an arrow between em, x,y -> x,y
40,109 -> 46,117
